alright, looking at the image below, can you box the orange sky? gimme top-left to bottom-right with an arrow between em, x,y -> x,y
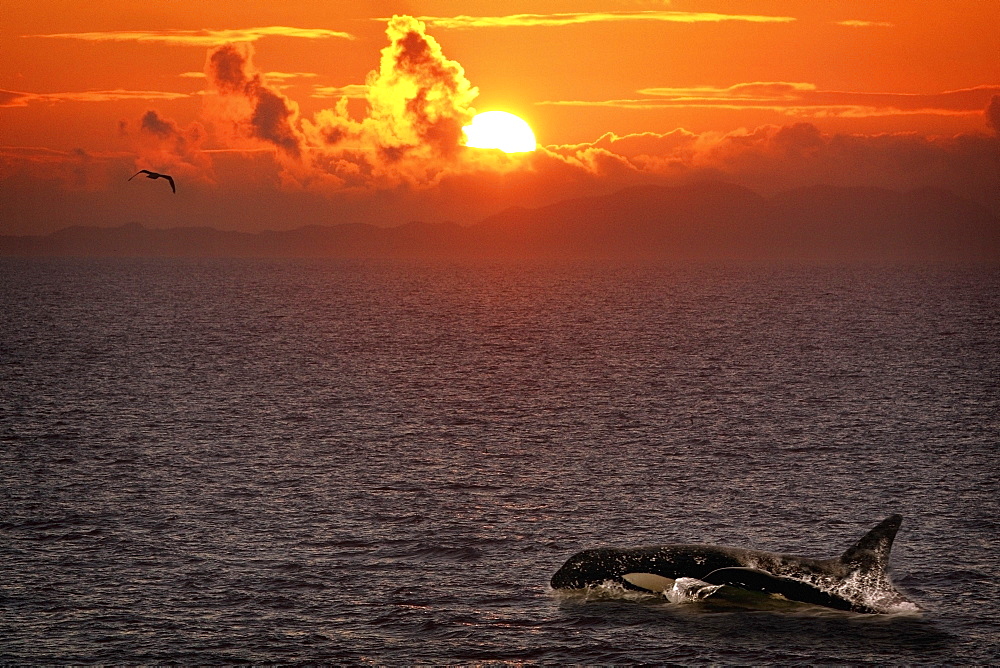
2,0 -> 998,234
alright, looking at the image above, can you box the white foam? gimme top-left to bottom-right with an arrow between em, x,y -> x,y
665,577 -> 723,604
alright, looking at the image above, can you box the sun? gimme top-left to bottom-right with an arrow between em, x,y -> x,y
463,111 -> 537,153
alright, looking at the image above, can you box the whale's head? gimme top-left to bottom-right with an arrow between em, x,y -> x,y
550,548 -> 626,589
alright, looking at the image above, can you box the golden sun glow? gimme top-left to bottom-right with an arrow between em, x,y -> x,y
463,111 -> 537,153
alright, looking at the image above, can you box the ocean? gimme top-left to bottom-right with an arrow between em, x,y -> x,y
1,257 -> 997,664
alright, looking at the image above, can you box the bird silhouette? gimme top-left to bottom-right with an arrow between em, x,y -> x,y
129,169 -> 176,193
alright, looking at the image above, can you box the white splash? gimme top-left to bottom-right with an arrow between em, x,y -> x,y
665,577 -> 723,604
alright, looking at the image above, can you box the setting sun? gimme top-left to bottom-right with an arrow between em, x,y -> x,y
463,111 -> 537,153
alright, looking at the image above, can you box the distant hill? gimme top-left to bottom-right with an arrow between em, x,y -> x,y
3,182 -> 998,261
474,181 -> 770,260
0,220 -> 474,259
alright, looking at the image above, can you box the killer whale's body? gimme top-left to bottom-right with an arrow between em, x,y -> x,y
550,515 -> 914,614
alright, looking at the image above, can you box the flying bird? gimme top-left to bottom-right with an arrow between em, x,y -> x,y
129,169 -> 176,193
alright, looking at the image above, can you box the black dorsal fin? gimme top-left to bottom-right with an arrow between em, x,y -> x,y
839,514 -> 902,572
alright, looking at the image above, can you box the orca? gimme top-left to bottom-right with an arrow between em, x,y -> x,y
550,514 -> 916,614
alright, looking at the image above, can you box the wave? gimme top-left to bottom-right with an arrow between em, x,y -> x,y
551,578 -> 922,616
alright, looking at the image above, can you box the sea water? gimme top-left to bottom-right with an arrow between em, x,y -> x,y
1,258 -> 997,664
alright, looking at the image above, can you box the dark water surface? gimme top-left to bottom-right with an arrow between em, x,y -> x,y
2,258 -> 997,664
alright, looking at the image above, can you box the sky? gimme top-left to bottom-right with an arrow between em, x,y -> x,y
2,0 -> 999,234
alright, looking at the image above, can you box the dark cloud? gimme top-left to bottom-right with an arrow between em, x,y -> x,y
205,42 -> 305,159
140,109 -> 176,138
248,84 -> 303,158
546,123 -> 1000,213
129,109 -> 211,178
772,122 -> 825,157
207,43 -> 252,95
987,95 -> 1000,134
0,89 -> 30,107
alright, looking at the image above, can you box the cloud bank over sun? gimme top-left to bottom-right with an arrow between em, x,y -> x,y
127,15 -> 1000,191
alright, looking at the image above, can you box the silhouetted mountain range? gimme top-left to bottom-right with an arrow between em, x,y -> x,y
3,182 -> 998,261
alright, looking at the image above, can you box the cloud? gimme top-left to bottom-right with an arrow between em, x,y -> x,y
107,15 -> 487,193
139,109 -> 176,138
311,84 -> 369,99
364,16 -> 478,157
987,96 -> 1000,134
1,146 -> 75,160
391,11 -> 796,29
204,42 -> 306,159
538,83 -> 1000,119
544,117 -> 1000,210
639,82 -> 818,99
185,15 -> 482,186
127,110 -> 212,178
257,72 -> 319,81
0,90 -> 28,107
24,26 -> 355,46
582,129 -> 700,158
181,71 -> 318,81
1,88 -> 189,108
299,15 -> 480,187
836,20 -> 894,28
0,145 -> 128,195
